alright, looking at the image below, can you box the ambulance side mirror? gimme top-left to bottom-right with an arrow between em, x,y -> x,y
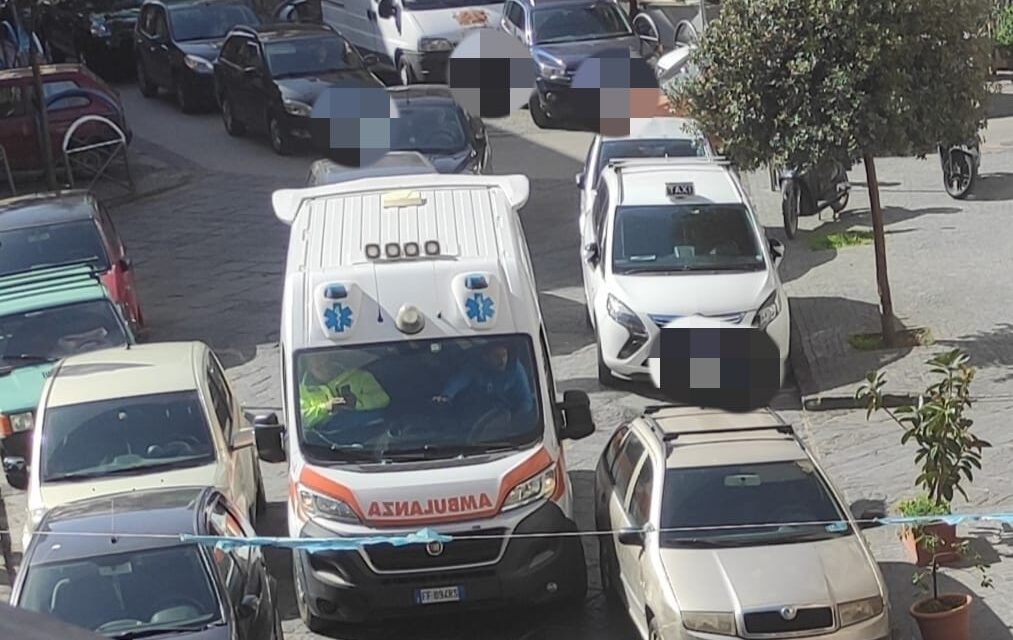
559,390 -> 594,440
251,412 -> 286,463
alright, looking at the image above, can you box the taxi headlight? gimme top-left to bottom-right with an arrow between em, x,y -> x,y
607,294 -> 647,337
10,412 -> 34,433
682,611 -> 736,635
283,99 -> 312,116
501,464 -> 556,512
298,488 -> 360,524
183,54 -> 213,73
838,595 -> 884,627
753,290 -> 781,331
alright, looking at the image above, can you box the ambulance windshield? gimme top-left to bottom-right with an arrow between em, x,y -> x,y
294,334 -> 543,463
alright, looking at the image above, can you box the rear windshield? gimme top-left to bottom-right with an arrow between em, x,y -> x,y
0,220 -> 110,277
595,138 -> 709,188
170,3 -> 259,41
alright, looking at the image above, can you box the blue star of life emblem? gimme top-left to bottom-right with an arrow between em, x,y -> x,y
465,293 -> 495,323
324,303 -> 353,332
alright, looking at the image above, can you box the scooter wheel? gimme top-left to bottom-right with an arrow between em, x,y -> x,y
943,153 -> 976,200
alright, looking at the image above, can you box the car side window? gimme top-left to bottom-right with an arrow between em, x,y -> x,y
537,328 -> 562,430
139,6 -> 155,36
220,36 -> 243,64
611,432 -> 645,504
591,182 -> 610,242
627,457 -> 654,527
602,424 -> 629,478
505,1 -> 523,28
245,41 -> 264,70
208,502 -> 247,600
0,86 -> 25,118
152,8 -> 169,39
206,352 -> 235,439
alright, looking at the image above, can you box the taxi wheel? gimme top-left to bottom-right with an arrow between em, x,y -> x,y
294,552 -> 332,633
175,75 -> 198,114
596,335 -> 618,387
529,94 -> 554,129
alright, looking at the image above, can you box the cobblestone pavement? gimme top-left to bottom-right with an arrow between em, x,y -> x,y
2,84 -> 1012,640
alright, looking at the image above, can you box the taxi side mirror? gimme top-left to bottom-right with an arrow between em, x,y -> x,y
230,426 -> 256,450
377,0 -> 394,19
583,242 -> 600,266
575,172 -> 584,189
250,412 -> 286,463
559,389 -> 594,440
857,510 -> 886,529
768,237 -> 784,263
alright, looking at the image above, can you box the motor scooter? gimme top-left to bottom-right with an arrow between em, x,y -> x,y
772,158 -> 850,239
939,142 -> 979,200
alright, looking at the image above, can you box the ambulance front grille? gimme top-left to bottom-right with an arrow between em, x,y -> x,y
364,528 -> 507,573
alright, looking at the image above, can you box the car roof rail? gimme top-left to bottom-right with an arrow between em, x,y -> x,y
608,156 -> 733,170
663,424 -> 795,442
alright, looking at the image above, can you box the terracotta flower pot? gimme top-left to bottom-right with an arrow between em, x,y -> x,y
910,593 -> 972,640
901,521 -> 958,566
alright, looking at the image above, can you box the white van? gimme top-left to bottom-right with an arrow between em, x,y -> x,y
320,0 -> 503,84
258,173 -> 595,631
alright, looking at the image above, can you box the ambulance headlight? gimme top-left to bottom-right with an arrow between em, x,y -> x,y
501,464 -> 557,512
298,489 -> 360,524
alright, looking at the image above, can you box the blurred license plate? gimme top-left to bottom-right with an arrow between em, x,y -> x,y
415,586 -> 462,605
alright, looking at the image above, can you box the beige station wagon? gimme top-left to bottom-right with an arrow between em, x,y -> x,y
24,341 -> 268,548
594,406 -> 892,640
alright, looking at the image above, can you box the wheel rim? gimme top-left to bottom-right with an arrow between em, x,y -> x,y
270,119 -> 283,150
176,82 -> 186,107
223,101 -> 233,129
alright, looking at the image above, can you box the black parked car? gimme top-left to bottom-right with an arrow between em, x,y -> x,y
388,84 -> 490,173
38,0 -> 143,77
500,0 -> 651,128
10,486 -> 283,640
135,0 -> 260,112
213,22 -> 384,155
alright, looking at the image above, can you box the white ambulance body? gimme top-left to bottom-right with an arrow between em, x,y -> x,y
266,173 -> 595,628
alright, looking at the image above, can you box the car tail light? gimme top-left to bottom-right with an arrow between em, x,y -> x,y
0,415 -> 11,438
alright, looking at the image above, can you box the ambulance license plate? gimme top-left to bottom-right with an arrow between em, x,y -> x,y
415,586 -> 463,605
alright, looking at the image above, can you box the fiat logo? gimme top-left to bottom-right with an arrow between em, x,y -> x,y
425,541 -> 445,557
780,606 -> 798,621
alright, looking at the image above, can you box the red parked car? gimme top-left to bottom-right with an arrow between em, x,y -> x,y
0,63 -> 131,172
0,190 -> 144,332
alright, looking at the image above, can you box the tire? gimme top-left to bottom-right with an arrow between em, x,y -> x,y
943,151 -> 975,199
529,94 -> 553,129
398,55 -> 414,86
781,179 -> 800,239
596,333 -> 618,387
137,59 -> 157,98
293,551 -> 331,634
221,96 -> 245,136
599,539 -> 623,609
268,114 -> 293,155
174,75 -> 198,114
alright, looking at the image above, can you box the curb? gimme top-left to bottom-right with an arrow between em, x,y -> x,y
104,171 -> 193,208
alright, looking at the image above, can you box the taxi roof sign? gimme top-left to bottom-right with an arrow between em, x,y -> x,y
382,191 -> 426,208
667,182 -> 695,197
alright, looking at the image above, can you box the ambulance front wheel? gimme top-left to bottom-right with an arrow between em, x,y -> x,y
294,550 -> 332,634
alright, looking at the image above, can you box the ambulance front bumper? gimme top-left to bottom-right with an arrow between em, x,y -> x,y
295,501 -> 586,622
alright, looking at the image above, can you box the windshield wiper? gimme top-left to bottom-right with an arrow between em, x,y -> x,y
46,456 -> 210,482
661,536 -> 748,547
1,353 -> 58,364
111,624 -> 217,639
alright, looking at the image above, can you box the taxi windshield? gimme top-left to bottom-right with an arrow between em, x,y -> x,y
0,300 -> 129,373
18,545 -> 222,634
0,220 -> 110,277
40,391 -> 215,482
611,203 -> 765,274
294,334 -> 543,464
659,461 -> 852,547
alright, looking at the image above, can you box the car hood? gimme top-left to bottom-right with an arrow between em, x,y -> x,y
36,463 -> 219,512
659,535 -> 882,612
533,36 -> 642,71
0,363 -> 52,414
407,4 -> 504,41
277,71 -> 382,105
611,269 -> 772,318
424,148 -> 476,173
178,39 -> 224,61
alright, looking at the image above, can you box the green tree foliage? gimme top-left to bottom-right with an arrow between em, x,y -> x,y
674,0 -> 991,170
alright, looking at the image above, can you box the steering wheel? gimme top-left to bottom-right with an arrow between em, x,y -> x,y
147,436 -> 201,457
150,596 -> 207,615
467,403 -> 512,442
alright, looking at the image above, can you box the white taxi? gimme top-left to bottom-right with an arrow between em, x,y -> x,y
580,156 -> 789,385
24,341 -> 268,547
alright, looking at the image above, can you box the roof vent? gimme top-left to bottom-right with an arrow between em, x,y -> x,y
385,243 -> 401,258
464,274 -> 488,290
404,242 -> 420,257
396,304 -> 425,334
365,244 -> 381,259
424,240 -> 440,255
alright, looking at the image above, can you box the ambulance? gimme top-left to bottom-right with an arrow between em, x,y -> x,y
259,172 -> 596,630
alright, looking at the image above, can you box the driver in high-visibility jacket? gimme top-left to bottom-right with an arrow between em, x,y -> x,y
300,352 -> 390,430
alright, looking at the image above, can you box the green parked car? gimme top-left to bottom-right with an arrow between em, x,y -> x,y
0,263 -> 135,489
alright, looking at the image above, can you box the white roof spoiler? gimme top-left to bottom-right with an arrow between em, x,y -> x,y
272,174 -> 530,225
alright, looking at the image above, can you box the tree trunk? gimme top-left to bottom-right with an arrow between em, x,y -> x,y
863,154 -> 898,346
17,0 -> 58,190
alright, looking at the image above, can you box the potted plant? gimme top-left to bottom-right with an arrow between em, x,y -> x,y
856,349 -> 991,566
896,495 -> 958,566
909,536 -> 993,640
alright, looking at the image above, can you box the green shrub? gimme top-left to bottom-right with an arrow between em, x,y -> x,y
996,4 -> 1013,46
